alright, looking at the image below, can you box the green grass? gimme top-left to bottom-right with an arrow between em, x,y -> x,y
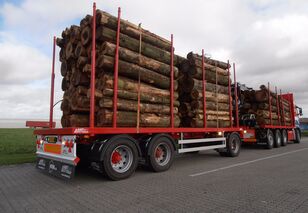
0,128 -> 36,165
302,130 -> 308,137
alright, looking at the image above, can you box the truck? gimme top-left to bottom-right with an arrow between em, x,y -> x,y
234,82 -> 302,149
33,3 -> 301,181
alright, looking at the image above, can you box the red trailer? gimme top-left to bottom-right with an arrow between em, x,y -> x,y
33,3 -> 243,180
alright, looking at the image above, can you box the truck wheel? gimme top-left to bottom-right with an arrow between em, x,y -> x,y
147,135 -> 175,172
265,130 -> 274,149
225,132 -> 241,157
274,130 -> 282,148
281,130 -> 288,146
102,137 -> 138,181
294,129 -> 301,143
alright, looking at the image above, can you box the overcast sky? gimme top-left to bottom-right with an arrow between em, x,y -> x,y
0,0 -> 307,119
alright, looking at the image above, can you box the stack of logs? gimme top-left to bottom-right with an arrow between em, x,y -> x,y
58,10 -> 182,127
178,52 -> 231,128
240,85 -> 292,126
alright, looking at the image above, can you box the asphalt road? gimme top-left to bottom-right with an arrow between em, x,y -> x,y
1,138 -> 308,213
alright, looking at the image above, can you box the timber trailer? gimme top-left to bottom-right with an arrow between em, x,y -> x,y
33,4 -> 243,180
233,82 -> 302,149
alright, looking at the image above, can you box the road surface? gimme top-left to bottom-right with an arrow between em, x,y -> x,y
1,138 -> 308,212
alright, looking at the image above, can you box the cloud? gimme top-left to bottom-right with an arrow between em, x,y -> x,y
0,0 -> 307,119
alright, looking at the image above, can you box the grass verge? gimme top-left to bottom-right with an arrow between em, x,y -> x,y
302,130 -> 308,137
0,128 -> 36,165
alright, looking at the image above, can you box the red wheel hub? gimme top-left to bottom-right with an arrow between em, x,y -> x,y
155,147 -> 163,158
111,151 -> 122,164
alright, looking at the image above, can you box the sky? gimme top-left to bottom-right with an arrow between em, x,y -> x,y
0,0 -> 307,119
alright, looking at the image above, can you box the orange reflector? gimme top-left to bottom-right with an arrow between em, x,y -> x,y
44,144 -> 62,154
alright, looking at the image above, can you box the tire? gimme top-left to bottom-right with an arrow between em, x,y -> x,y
265,130 -> 274,149
225,132 -> 241,157
102,136 -> 139,181
274,130 -> 282,148
147,135 -> 175,172
281,130 -> 288,146
294,129 -> 301,143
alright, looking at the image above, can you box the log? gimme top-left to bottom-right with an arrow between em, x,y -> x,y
187,66 -> 230,84
97,109 -> 180,127
179,77 -> 229,93
88,88 -> 180,106
196,113 -> 230,120
191,101 -> 229,111
71,70 -> 90,86
100,42 -> 179,78
256,118 -> 279,125
96,73 -> 178,98
69,114 -> 89,127
191,119 -> 231,128
258,103 -> 277,112
256,110 -> 278,119
96,10 -> 171,52
96,26 -> 177,65
187,53 -> 229,76
75,42 -> 87,58
96,55 -> 177,90
187,52 -> 230,70
99,97 -> 178,114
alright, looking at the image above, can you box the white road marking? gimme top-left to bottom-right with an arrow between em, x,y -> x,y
190,147 -> 308,177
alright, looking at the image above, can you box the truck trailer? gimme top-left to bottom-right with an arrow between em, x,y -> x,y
33,3 -> 301,181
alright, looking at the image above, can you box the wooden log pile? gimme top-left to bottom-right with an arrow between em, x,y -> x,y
178,52 -> 231,128
239,85 -> 292,126
58,10 -> 181,127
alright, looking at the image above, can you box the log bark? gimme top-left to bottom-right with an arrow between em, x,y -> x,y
190,101 -> 229,111
256,110 -> 278,119
100,42 -> 179,78
179,77 -> 229,93
99,97 -> 178,114
97,109 -> 180,127
96,26 -> 177,65
187,52 -> 230,70
96,10 -> 171,52
191,119 -> 231,128
88,88 -> 180,106
96,55 -> 177,90
96,73 -> 178,98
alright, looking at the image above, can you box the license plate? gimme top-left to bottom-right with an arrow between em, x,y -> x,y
47,136 -> 57,143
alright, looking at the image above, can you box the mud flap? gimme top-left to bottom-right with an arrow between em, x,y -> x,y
36,157 -> 75,180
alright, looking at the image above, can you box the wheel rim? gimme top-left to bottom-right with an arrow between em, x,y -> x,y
277,135 -> 281,145
231,138 -> 239,152
268,134 -> 274,145
154,143 -> 171,166
110,145 -> 133,173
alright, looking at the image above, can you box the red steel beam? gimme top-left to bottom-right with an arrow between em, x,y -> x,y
227,60 -> 232,127
202,49 -> 207,128
90,3 -> 97,128
233,63 -> 239,128
49,36 -> 56,129
280,89 -> 286,126
275,86 -> 281,125
268,82 -> 272,125
113,7 -> 121,128
170,34 -> 174,128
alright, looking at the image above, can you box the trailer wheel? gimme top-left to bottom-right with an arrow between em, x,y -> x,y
281,130 -> 288,146
274,130 -> 282,148
147,135 -> 175,172
225,132 -> 241,157
294,129 -> 301,143
265,130 -> 274,149
102,137 -> 138,181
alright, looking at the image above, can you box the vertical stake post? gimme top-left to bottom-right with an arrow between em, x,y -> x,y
112,7 -> 121,128
49,36 -> 56,129
268,82 -> 272,126
227,61 -> 232,127
170,34 -> 174,128
233,63 -> 239,128
275,86 -> 281,126
202,49 -> 207,128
